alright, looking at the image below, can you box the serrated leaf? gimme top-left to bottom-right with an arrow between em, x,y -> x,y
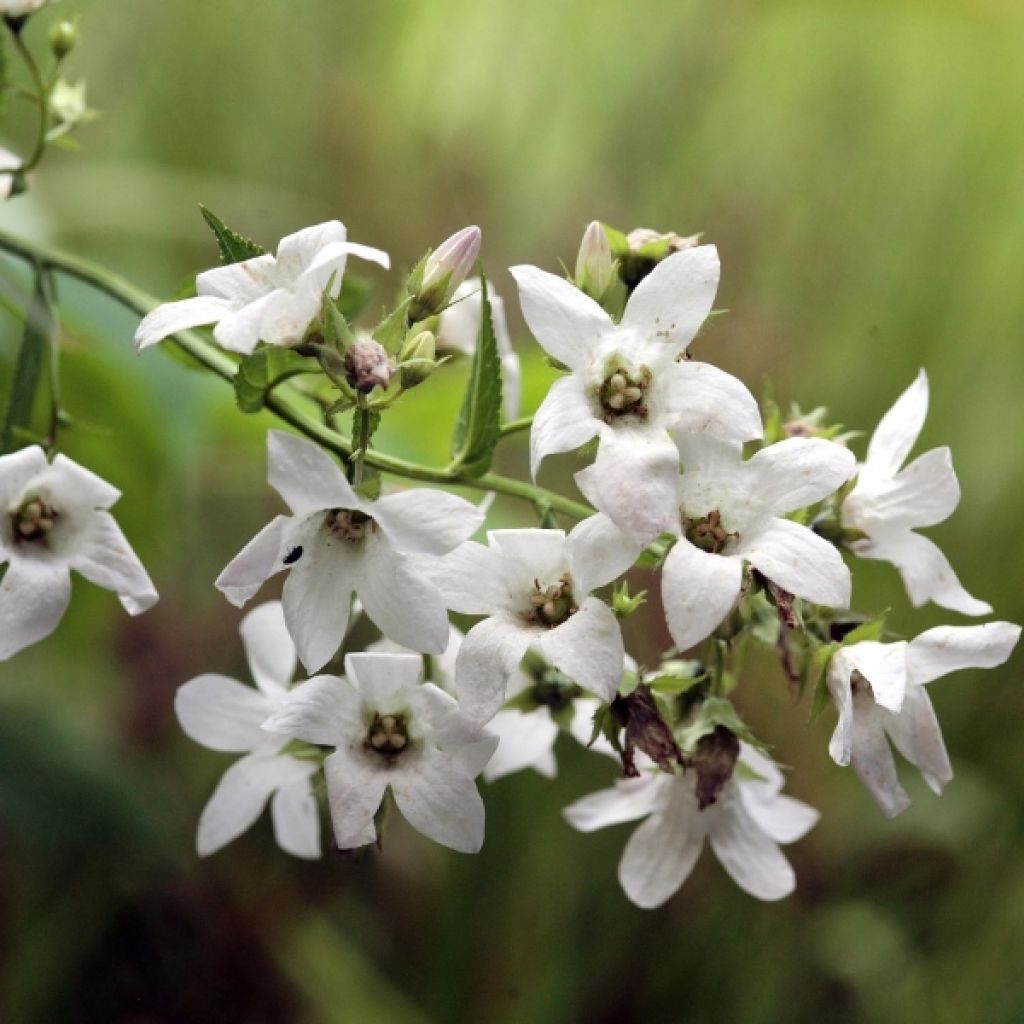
2,267 -> 55,454
841,612 -> 888,647
234,347 -> 317,413
199,205 -> 267,264
450,272 -> 502,478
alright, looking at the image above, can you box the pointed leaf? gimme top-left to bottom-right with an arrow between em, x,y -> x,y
234,347 -> 318,413
199,205 -> 267,264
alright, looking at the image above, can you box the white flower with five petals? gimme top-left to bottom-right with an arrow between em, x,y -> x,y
0,445 -> 157,661
841,370 -> 991,615
510,246 -> 762,543
827,621 -> 1021,818
175,601 -> 321,858
216,431 -> 484,672
564,745 -> 819,908
134,221 -> 389,355
263,652 -> 498,853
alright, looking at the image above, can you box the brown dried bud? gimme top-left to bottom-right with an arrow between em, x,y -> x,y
344,339 -> 395,393
611,685 -> 683,777
693,726 -> 741,810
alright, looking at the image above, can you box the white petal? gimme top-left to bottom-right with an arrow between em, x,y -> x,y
390,748 -> 486,853
262,673 -> 361,748
618,782 -> 705,908
661,539 -> 743,652
563,776 -> 664,832
275,220 -> 348,279
412,683 -> 499,777
883,686 -> 951,795
744,438 -> 856,516
849,700 -> 911,818
175,673 -> 271,752
663,360 -> 763,443
209,291 -> 285,354
862,369 -> 928,481
416,541 -> 509,615
709,791 -> 797,900
482,709 -> 560,781
322,749 -> 388,849
826,658 -> 856,766
345,651 -> 422,709
853,529 -> 991,616
0,445 -> 48,506
133,296 -> 232,351
45,453 -> 121,509
566,513 -> 644,597
0,559 -> 72,661
372,488 -> 485,556
455,615 -> 535,725
619,245 -> 720,357
270,771 -> 321,859
197,254 -> 277,302
356,533 -> 450,654
740,517 -> 851,608
739,788 -> 819,845
215,515 -> 291,608
535,597 -> 625,701
239,600 -> 296,697
588,428 -> 680,545
335,240 -> 390,270
508,264 -> 612,371
196,752 -> 306,856
267,430 -> 358,517
841,640 -> 908,713
68,510 -> 158,614
489,528 -> 568,597
906,621 -> 1021,686
255,290 -> 324,348
529,375 -> 600,480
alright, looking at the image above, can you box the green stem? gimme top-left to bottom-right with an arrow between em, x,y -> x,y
9,26 -> 51,175
498,415 -> 533,438
0,228 -> 594,521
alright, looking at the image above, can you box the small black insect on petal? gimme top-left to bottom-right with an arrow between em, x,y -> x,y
283,546 -> 303,565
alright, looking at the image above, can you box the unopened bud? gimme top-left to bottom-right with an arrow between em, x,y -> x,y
410,226 -> 481,320
399,329 -> 436,364
693,726 -> 740,809
575,221 -> 615,301
611,685 -> 683,777
49,19 -> 79,59
619,227 -> 702,290
345,338 -> 395,393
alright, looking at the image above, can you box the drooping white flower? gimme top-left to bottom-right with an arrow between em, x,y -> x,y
134,221 -> 389,355
437,277 -> 521,420
263,652 -> 498,853
510,246 -> 762,543
827,621 -> 1021,818
841,370 -> 990,616
0,0 -> 50,16
564,745 -> 818,908
175,601 -> 321,858
0,146 -> 21,200
0,446 -> 157,661
424,516 -> 635,724
216,430 -> 484,673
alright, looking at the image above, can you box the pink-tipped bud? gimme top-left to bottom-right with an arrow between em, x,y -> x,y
411,226 -> 482,319
575,220 -> 614,300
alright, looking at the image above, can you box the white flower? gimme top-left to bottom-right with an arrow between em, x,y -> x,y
437,277 -> 521,420
216,430 -> 484,673
263,652 -> 498,853
0,146 -> 21,200
134,221 -> 389,355
424,516 -> 635,724
827,621 -> 1021,818
510,246 -> 762,543
841,370 -> 990,615
175,601 -> 321,858
564,745 -> 819,908
0,0 -> 50,15
0,446 -> 157,661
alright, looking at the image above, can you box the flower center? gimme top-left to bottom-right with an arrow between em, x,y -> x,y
325,508 -> 377,543
598,365 -> 651,422
366,712 -> 410,757
528,572 -> 577,627
11,496 -> 58,544
682,509 -> 736,554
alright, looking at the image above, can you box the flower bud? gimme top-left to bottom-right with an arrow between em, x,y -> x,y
693,725 -> 740,809
344,338 -> 395,393
410,225 -> 481,320
1,0 -> 49,28
49,19 -> 79,59
398,330 -> 438,389
575,221 -> 615,301
618,226 -> 701,290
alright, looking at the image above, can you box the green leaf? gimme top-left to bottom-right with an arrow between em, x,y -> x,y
234,347 -> 317,413
337,274 -> 374,321
841,612 -> 889,647
373,296 -> 413,355
2,267 -> 55,454
199,205 -> 267,264
677,696 -> 768,754
449,272 -> 502,477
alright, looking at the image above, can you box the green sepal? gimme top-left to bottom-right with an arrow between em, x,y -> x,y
807,641 -> 840,722
199,205 -> 267,264
354,467 -> 382,501
449,271 -> 502,478
839,611 -> 888,647
322,292 -> 356,353
233,346 -> 318,413
373,296 -> 414,355
677,696 -> 768,755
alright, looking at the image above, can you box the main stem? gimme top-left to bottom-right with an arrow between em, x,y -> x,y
0,229 -> 592,521
9,26 -> 51,175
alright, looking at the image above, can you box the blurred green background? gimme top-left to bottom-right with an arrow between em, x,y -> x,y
2,1 -> 1023,1021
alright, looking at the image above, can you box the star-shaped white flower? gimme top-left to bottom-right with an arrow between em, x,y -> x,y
425,516 -> 635,724
176,601 -> 321,858
134,221 -> 389,355
0,446 -> 157,661
510,246 -> 762,543
216,430 -> 484,672
841,370 -> 990,616
827,621 -> 1021,818
438,277 -> 522,420
564,745 -> 819,908
263,652 -> 498,853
